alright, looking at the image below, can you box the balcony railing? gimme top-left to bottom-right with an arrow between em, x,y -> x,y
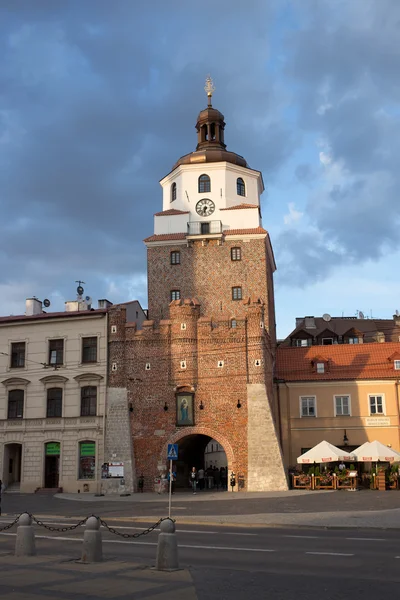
187,220 -> 222,236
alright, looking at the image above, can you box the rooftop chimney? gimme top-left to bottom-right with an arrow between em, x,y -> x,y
98,299 -> 113,309
295,317 -> 304,328
304,316 -> 316,329
25,298 -> 43,316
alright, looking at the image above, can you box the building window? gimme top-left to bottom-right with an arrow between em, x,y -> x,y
231,319 -> 237,329
170,290 -> 181,301
79,441 -> 96,480
198,174 -> 211,193
81,386 -> 97,416
10,342 -> 25,368
369,395 -> 385,415
49,339 -> 64,366
394,360 -> 400,370
348,337 -> 359,344
316,362 -> 325,374
237,177 -> 245,196
171,182 -> 177,202
8,390 -> 24,419
46,388 -> 62,418
82,337 -> 98,363
300,396 -> 316,417
293,339 -> 311,347
171,251 -> 180,265
322,338 -> 333,345
231,247 -> 241,261
232,286 -> 242,301
335,395 -> 351,416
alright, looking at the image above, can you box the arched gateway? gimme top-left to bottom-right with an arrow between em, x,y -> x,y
162,427 -> 234,488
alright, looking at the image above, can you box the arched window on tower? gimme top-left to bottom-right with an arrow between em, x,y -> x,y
171,182 -> 177,202
198,174 -> 211,193
210,123 -> 216,140
237,177 -> 246,197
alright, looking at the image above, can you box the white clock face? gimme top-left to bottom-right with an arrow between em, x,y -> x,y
196,198 -> 215,217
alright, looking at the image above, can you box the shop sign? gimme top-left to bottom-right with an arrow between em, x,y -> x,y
365,417 -> 391,426
80,442 -> 96,457
46,442 -> 60,456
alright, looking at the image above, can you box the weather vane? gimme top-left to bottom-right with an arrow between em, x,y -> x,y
204,75 -> 215,106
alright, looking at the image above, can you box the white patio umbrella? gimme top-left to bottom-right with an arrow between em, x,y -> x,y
353,441 -> 400,463
297,440 -> 356,464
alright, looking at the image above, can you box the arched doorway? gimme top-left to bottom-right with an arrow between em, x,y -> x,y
163,429 -> 234,491
3,443 -> 22,490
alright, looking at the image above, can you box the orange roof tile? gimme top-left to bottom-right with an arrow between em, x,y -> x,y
220,204 -> 259,211
143,232 -> 187,242
154,209 -> 190,216
223,227 -> 267,236
276,342 -> 400,381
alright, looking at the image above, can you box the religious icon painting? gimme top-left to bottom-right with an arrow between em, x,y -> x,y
176,393 -> 194,426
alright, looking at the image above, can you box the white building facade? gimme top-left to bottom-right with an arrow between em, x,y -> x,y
0,298 -> 108,493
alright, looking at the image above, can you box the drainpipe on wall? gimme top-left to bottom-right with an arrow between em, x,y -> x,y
395,380 -> 400,452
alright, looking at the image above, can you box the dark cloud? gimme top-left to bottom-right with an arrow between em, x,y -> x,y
276,0 -> 400,286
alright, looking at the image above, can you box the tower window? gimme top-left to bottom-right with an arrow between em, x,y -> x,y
232,287 -> 242,301
170,251 -> 180,265
231,319 -> 237,328
231,247 -> 241,261
237,178 -> 246,196
171,182 -> 177,202
198,174 -> 211,193
171,290 -> 181,301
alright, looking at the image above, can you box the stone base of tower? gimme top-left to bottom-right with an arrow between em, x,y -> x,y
247,384 -> 288,491
101,387 -> 136,495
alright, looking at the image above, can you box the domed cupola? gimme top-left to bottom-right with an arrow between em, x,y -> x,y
196,77 -> 226,150
172,77 -> 248,170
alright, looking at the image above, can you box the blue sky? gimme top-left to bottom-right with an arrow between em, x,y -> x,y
1,0 -> 399,337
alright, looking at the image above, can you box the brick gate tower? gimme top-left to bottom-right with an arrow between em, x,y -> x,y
106,79 -> 288,493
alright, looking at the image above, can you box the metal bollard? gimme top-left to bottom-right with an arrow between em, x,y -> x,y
15,513 -> 36,557
155,519 -> 179,571
81,516 -> 103,563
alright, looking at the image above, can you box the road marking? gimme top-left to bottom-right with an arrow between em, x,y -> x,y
284,535 -> 320,539
345,537 -> 384,542
306,552 -> 354,557
0,532 -> 272,551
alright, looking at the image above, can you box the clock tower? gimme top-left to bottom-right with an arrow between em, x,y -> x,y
106,79 -> 288,494
145,79 -> 277,344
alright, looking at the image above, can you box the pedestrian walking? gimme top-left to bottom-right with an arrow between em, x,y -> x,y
190,466 -> 198,494
197,467 -> 205,491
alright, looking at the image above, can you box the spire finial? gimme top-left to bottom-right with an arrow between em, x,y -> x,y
204,75 -> 215,107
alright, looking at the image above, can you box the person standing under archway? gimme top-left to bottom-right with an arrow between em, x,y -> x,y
190,466 -> 198,494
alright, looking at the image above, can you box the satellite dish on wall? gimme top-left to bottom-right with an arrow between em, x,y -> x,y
322,313 -> 332,322
43,299 -> 51,308
85,296 -> 93,305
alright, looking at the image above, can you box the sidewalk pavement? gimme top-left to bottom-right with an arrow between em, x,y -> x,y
54,490 -> 314,502
0,554 -> 196,600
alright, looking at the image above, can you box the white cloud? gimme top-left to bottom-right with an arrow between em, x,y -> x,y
283,202 -> 303,225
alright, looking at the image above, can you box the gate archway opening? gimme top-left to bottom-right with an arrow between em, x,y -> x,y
170,434 -> 228,491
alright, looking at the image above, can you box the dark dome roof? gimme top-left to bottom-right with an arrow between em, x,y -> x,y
173,148 -> 248,170
197,107 -> 225,123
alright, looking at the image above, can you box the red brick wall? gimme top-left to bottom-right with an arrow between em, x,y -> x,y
108,298 -> 270,491
147,238 -> 275,334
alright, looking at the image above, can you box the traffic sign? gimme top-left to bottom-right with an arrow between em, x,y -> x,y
167,444 -> 178,460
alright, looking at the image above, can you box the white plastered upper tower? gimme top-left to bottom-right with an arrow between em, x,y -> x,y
154,78 -> 265,237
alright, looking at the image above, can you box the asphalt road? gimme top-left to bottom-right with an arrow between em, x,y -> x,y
1,517 -> 400,599
2,488 -> 400,519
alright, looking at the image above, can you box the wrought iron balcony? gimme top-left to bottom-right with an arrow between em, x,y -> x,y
187,220 -> 222,236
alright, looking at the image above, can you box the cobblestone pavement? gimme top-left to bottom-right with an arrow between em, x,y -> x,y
0,554 -> 196,600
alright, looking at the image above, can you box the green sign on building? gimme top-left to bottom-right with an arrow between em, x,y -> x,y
80,442 -> 95,457
46,442 -> 60,456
